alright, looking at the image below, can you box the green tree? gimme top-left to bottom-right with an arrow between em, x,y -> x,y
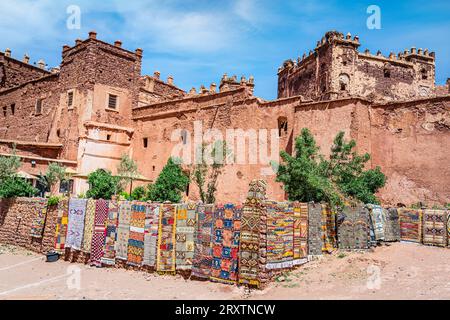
86,169 -> 122,200
0,177 -> 38,198
275,128 -> 386,206
0,147 -> 38,198
38,162 -> 67,195
190,141 -> 228,204
117,154 -> 140,194
130,186 -> 146,201
148,157 -> 189,203
275,128 -> 340,205
0,146 -> 21,182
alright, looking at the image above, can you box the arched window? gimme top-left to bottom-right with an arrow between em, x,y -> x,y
277,117 -> 288,137
339,73 -> 350,91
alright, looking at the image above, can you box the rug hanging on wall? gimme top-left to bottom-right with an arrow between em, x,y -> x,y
321,204 -> 337,253
422,209 -> 447,247
115,201 -> 132,260
293,202 -> 308,265
81,199 -> 96,253
308,203 -> 323,255
384,208 -> 400,242
143,203 -> 160,268
398,208 -> 422,243
211,203 -> 242,284
192,204 -> 215,279
354,206 -> 371,250
238,198 -> 262,287
175,203 -> 196,271
65,198 -> 88,250
127,202 -> 146,266
337,206 -> 370,250
265,201 -> 294,270
156,203 -> 177,273
367,204 -> 385,242
54,198 -> 69,253
30,198 -> 48,238
90,199 -> 109,266
101,200 -> 119,265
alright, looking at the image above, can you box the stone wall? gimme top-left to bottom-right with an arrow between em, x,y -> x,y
0,52 -> 51,90
0,198 -> 58,254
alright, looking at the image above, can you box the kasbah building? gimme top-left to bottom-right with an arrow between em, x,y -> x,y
0,30 -> 448,206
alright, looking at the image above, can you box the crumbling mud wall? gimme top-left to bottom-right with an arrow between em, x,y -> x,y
293,96 -> 450,206
0,198 -> 58,254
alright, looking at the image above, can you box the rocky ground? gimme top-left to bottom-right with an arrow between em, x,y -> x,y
0,242 -> 449,300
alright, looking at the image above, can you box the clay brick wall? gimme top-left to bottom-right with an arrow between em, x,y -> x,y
0,198 -> 58,254
132,87 -> 297,203
0,52 -> 50,90
293,96 -> 450,206
0,74 -> 60,142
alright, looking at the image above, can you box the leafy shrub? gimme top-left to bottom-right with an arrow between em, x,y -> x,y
147,158 -> 189,203
0,177 -> 38,198
86,169 -> 122,200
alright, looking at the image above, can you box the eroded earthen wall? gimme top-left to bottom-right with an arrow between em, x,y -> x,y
0,198 -> 58,254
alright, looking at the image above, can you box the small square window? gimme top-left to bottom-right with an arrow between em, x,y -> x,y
10,104 -> 15,115
67,91 -> 74,108
2,106 -> 6,117
35,98 -> 43,115
108,94 -> 118,110
106,134 -> 111,141
143,138 -> 148,148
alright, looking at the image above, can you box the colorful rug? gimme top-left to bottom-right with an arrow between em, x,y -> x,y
101,200 -> 119,265
115,201 -> 132,260
384,208 -> 400,242
354,206 -> 371,249
308,203 -> 323,255
90,199 -> 109,266
81,199 -> 96,253
238,198 -> 262,287
423,209 -> 447,247
337,206 -> 370,250
30,199 -> 48,238
65,199 -> 87,250
156,203 -> 177,273
398,208 -> 422,243
293,202 -> 308,265
211,203 -> 242,284
368,204 -> 385,242
143,203 -> 160,267
321,204 -> 337,253
192,204 -> 215,279
54,198 -> 69,253
127,202 -> 146,266
176,203 -> 196,271
265,201 -> 294,270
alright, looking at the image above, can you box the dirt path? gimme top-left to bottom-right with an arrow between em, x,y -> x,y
0,243 -> 449,300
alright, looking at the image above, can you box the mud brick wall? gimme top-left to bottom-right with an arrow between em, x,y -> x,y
0,197 -> 58,254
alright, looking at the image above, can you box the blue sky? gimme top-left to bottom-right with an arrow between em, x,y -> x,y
1,0 -> 449,100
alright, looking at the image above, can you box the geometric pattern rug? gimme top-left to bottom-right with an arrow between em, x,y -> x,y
398,208 -> 423,243
175,203 -> 196,271
384,208 -> 400,242
423,209 -> 447,247
100,200 -> 120,266
156,203 -> 177,274
192,204 -> 215,279
210,203 -> 241,284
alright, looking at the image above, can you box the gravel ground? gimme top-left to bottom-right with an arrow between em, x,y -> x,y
0,242 -> 449,300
